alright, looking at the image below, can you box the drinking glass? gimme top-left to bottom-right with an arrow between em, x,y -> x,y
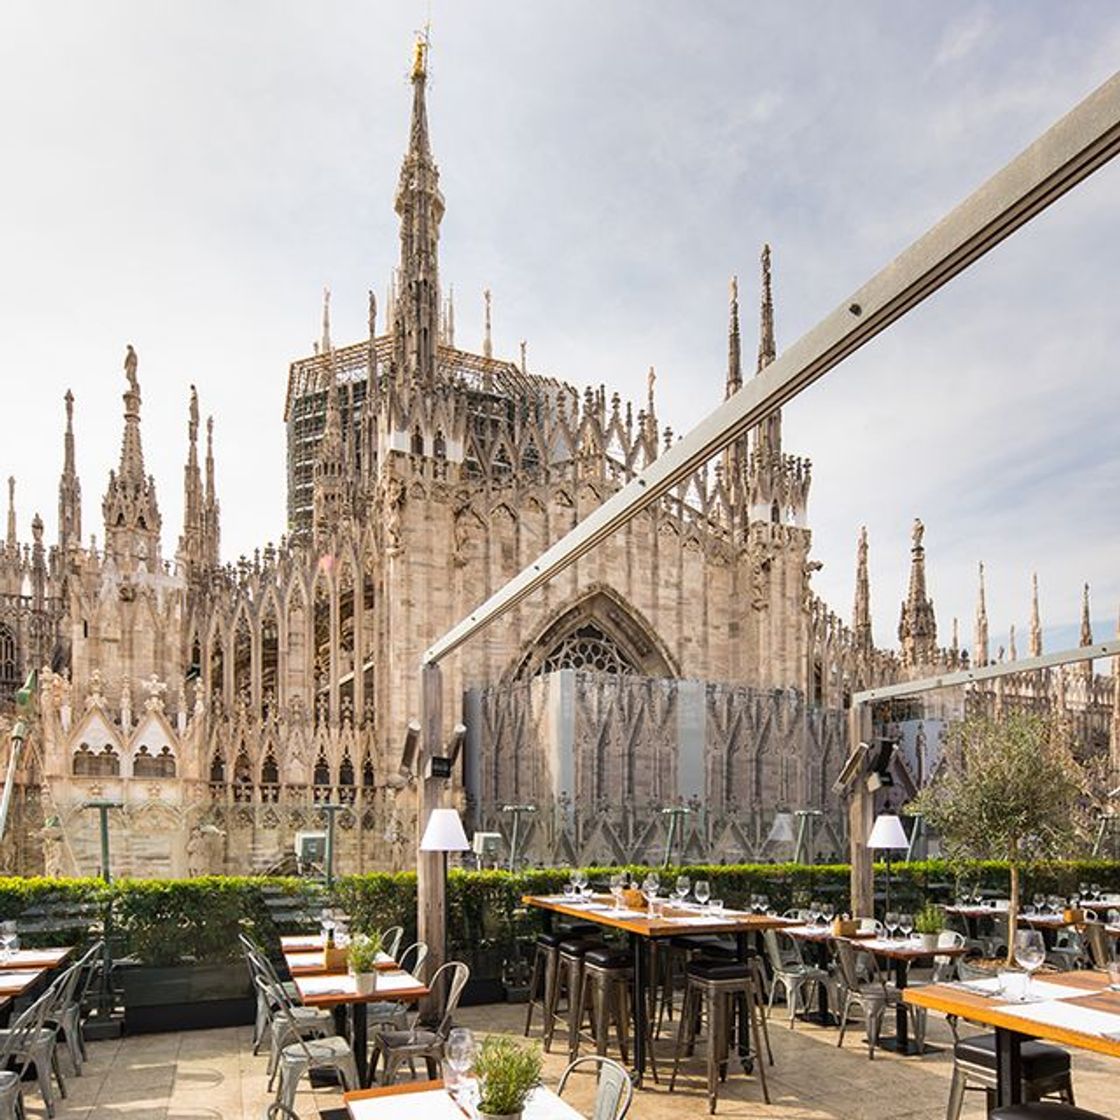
885,911 -> 898,940
1079,882 -> 1090,901
675,876 -> 691,905
642,875 -> 660,909
757,894 -> 770,915
1014,929 -> 1046,995
694,880 -> 711,908
1032,893 -> 1045,912
445,1026 -> 476,1093
562,882 -> 575,900
822,902 -> 835,922
1107,961 -> 1120,992
1090,883 -> 1101,900
610,873 -> 625,912
808,900 -> 821,924
899,912 -> 914,940
709,898 -> 724,916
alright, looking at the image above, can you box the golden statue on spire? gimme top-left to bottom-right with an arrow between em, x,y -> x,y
411,27 -> 429,79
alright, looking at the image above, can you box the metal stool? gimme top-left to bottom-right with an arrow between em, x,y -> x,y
545,938 -> 602,1055
669,957 -> 769,1114
524,931 -> 565,1039
573,947 -> 660,1080
948,1034 -> 1074,1119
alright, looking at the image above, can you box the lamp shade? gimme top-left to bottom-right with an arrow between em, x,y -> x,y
766,811 -> 796,844
867,813 -> 909,850
419,808 -> 470,852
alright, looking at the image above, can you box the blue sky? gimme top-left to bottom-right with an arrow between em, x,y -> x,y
0,1 -> 1117,660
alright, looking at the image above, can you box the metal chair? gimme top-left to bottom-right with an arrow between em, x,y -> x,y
0,987 -> 64,1117
241,934 -> 301,1054
264,1103 -> 301,1120
265,977 -> 358,1113
252,975 -> 335,1092
833,939 -> 917,1060
762,929 -> 829,1029
369,960 -> 469,1086
380,926 -> 405,961
45,942 -> 102,1076
558,1054 -> 633,1120
0,988 -> 55,1120
366,941 -> 430,1031
989,1105 -> 1108,1120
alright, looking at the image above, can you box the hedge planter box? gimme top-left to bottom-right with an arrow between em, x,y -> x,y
119,961 -> 254,1034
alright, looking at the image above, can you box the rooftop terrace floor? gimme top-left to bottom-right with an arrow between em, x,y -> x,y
41,1002 -> 1120,1120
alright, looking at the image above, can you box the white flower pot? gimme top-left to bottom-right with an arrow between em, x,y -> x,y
351,971 -> 378,995
919,933 -> 939,952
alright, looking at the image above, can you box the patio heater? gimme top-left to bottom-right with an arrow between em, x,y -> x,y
661,805 -> 691,868
317,803 -> 344,889
82,799 -> 124,1039
766,811 -> 796,856
868,812 -> 909,918
793,809 -> 823,864
500,804 -> 536,872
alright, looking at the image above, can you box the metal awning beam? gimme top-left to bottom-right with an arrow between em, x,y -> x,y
423,70 -> 1120,667
852,639 -> 1120,705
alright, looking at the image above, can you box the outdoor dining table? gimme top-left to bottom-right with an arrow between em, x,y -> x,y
294,968 -> 429,1088
279,934 -> 329,953
904,969 -> 1120,1109
344,1077 -> 582,1119
844,936 -> 969,1054
0,947 -> 75,971
282,948 -> 397,977
0,967 -> 48,999
785,924 -> 872,1023
523,893 -> 795,1085
944,904 -> 1010,943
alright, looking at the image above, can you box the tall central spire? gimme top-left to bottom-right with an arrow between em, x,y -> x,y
754,244 -> 781,460
393,29 -> 444,386
898,517 -> 937,667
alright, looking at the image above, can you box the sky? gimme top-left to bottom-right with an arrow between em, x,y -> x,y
1,0 -> 1117,661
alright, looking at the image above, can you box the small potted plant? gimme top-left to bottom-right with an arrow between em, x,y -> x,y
473,1035 -> 543,1120
914,902 -> 943,951
347,931 -> 383,995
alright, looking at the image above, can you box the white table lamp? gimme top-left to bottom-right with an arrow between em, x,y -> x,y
868,813 -> 909,919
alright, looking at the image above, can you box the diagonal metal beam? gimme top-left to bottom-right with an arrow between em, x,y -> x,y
424,70 -> 1120,666
852,639 -> 1120,705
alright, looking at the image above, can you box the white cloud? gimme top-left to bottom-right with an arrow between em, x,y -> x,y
934,6 -> 991,66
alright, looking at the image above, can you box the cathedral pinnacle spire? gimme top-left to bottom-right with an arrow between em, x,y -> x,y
726,275 -> 742,398
58,390 -> 82,553
973,561 -> 989,667
203,415 -> 220,567
6,477 -> 15,551
898,518 -> 937,667
321,287 -> 332,354
753,244 -> 781,461
1080,582 -> 1093,647
483,289 -> 493,360
179,385 -> 205,575
1029,572 -> 1042,657
392,29 -> 443,386
853,525 -> 872,651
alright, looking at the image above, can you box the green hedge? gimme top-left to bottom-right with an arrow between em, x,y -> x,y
1,859 -> 1116,973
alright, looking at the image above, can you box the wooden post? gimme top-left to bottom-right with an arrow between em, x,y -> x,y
417,662 -> 445,1013
848,704 -> 874,918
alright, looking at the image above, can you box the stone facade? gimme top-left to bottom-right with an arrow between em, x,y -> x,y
1,42 -> 1115,877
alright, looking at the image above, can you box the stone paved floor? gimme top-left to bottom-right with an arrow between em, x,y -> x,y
35,1002 -> 1120,1120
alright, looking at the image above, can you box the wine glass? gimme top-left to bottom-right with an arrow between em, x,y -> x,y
885,911 -> 898,940
757,894 -> 770,915
675,875 -> 691,905
1090,882 -> 1101,901
822,902 -> 835,923
1014,929 -> 1046,996
808,899 -> 821,925
610,872 -> 625,912
899,912 -> 914,940
445,1026 -> 476,1096
642,874 -> 660,909
694,880 -> 711,908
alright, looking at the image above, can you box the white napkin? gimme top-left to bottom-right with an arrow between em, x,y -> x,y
998,998 -> 1120,1037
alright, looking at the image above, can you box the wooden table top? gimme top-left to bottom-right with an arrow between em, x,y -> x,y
0,967 -> 46,996
904,970 -> 1120,1061
2,946 -> 75,970
523,894 -> 797,938
848,937 -> 970,961
944,905 -> 1009,918
344,1077 -> 582,1120
294,968 -> 428,1008
283,949 -> 398,976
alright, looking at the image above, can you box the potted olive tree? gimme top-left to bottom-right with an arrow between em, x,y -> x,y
347,931 -> 383,995
473,1036 -> 543,1120
908,712 -> 1087,965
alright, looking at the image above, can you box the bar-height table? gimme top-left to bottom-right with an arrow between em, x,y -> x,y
294,969 -> 429,1087
523,894 -> 794,1085
905,969 -> 1120,1109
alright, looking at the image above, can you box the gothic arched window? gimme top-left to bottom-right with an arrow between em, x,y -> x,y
411,427 -> 424,456
538,622 -> 637,676
0,623 -> 18,698
433,430 -> 446,459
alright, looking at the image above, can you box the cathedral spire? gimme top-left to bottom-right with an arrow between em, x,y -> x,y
853,525 -> 872,651
1029,572 -> 1043,658
898,518 -> 937,667
754,244 -> 781,461
973,561 -> 989,667
103,345 -> 162,570
1009,624 -> 1017,662
58,390 -> 82,553
179,386 -> 205,574
6,477 -> 16,551
203,416 -> 220,566
482,288 -> 493,360
1080,582 -> 1093,647
726,275 -> 742,398
321,287 -> 332,354
393,29 -> 444,386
